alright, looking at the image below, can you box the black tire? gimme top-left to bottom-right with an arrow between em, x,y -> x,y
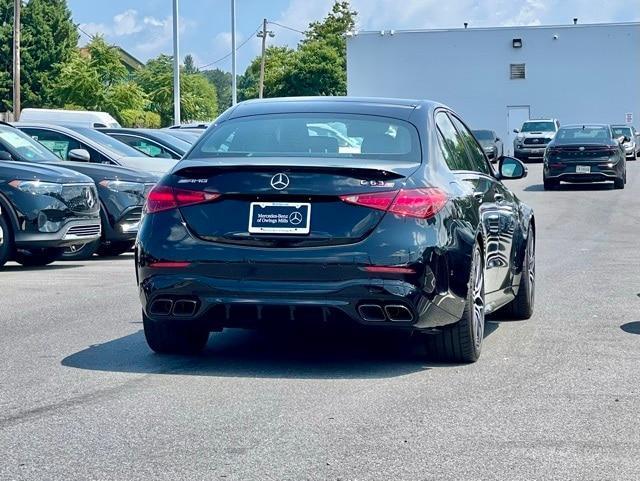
614,176 -> 625,189
97,241 -> 135,257
143,311 -> 209,355
14,248 -> 64,267
61,239 -> 100,260
0,213 -> 13,269
543,178 -> 558,190
501,227 -> 535,320
424,242 -> 485,363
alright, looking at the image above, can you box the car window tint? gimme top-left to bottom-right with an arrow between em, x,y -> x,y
435,112 -> 473,171
22,128 -> 81,160
449,115 -> 491,175
112,135 -> 173,158
22,128 -> 108,164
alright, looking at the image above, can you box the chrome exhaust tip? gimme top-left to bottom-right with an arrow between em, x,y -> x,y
172,299 -> 198,317
149,298 -> 173,316
384,305 -> 414,322
358,304 -> 386,322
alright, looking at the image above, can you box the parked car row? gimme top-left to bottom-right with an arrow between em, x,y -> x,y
474,118 -> 637,190
0,115 -> 207,268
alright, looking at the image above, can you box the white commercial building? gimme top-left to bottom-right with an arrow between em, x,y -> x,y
347,22 -> 640,154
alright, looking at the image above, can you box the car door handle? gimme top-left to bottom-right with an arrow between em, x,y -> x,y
494,193 -> 504,202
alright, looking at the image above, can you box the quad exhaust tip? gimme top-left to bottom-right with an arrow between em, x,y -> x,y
149,298 -> 198,317
358,304 -> 386,322
358,303 -> 415,323
173,299 -> 198,317
384,304 -> 414,322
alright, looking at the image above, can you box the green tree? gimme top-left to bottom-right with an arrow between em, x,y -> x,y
0,0 -> 78,111
21,0 -> 78,107
136,54 -> 218,126
238,46 -> 295,100
53,37 -> 148,125
239,1 -> 356,99
202,68 -> 233,112
183,54 -> 197,74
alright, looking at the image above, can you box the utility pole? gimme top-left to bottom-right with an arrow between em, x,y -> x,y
231,0 -> 237,105
172,0 -> 181,125
13,0 -> 21,121
257,18 -> 274,99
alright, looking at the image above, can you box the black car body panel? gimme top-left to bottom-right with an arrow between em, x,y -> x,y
0,160 -> 100,248
0,124 -> 157,245
544,124 -> 626,185
136,97 -> 534,341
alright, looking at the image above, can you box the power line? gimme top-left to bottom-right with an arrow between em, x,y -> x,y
77,24 -> 96,41
199,24 -> 262,70
268,21 -> 305,35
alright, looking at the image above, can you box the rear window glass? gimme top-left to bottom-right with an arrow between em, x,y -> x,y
189,113 -> 421,161
611,127 -> 632,138
556,127 -> 611,143
472,130 -> 493,140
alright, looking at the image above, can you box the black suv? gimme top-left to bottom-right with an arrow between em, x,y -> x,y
0,123 -> 157,259
0,159 -> 100,268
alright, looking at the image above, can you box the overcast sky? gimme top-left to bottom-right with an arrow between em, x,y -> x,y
67,0 -> 640,71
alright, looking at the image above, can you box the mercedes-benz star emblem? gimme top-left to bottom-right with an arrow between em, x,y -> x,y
579,146 -> 585,151
289,211 -> 303,225
270,173 -> 290,190
84,188 -> 96,208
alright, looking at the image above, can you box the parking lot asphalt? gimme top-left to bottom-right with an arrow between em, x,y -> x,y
1,162 -> 640,481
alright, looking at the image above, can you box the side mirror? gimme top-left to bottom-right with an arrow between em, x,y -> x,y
495,137 -> 501,142
498,156 -> 527,180
68,149 -> 91,162
623,136 -> 631,143
513,129 -> 519,134
0,151 -> 12,161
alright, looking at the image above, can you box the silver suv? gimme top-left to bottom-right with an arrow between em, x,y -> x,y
514,119 -> 560,162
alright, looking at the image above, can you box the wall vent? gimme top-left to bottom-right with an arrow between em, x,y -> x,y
510,63 -> 526,79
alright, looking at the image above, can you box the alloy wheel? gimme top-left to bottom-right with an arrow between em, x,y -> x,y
528,233 -> 535,306
472,246 -> 485,348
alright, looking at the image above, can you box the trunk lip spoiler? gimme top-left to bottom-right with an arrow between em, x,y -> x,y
172,157 -> 421,178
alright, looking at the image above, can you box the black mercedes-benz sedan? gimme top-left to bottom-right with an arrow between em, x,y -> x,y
0,160 -> 100,268
0,123 -> 157,259
543,124 -> 627,190
136,97 -> 536,363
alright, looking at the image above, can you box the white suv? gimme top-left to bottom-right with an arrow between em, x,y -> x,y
514,119 -> 560,162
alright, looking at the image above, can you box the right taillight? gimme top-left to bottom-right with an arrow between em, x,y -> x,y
145,185 -> 220,213
340,188 -> 447,219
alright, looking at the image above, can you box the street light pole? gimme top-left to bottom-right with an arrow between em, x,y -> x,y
172,0 -> 181,125
231,0 -> 237,105
13,0 -> 21,121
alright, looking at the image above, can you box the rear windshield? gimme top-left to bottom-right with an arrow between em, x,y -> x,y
521,121 -> 555,132
66,126 -> 147,158
556,126 -> 611,143
189,113 -> 421,161
472,130 -> 494,140
612,127 -> 632,138
0,125 -> 60,163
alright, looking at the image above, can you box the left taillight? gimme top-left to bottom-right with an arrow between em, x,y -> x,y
340,188 -> 448,219
145,185 -> 220,214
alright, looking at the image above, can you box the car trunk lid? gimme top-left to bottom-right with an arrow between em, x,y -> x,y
169,157 -> 420,247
